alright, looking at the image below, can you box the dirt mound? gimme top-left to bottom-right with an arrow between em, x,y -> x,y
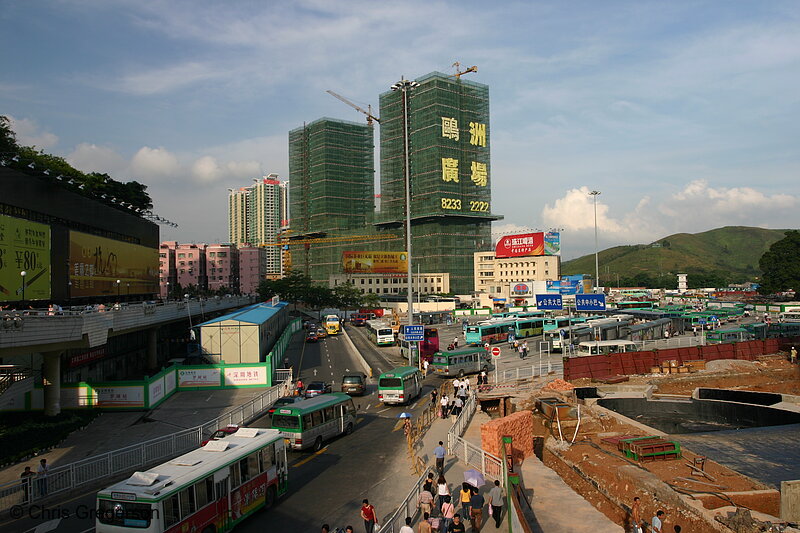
703,359 -> 759,373
543,378 -> 574,391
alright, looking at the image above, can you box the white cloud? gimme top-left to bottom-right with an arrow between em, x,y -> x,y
130,147 -> 181,178
542,187 -> 624,233
7,116 -> 58,149
67,143 -> 128,175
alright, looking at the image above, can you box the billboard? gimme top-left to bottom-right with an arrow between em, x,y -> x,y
544,231 -> 561,256
546,275 -> 586,295
0,214 -> 51,301
69,231 -> 158,298
495,233 -> 544,258
342,251 -> 408,274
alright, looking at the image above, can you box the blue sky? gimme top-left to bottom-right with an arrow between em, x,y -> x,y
2,0 -> 799,259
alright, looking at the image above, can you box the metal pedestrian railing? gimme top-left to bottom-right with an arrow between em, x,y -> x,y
0,372 -> 292,511
446,394 -> 503,482
376,466 -> 435,533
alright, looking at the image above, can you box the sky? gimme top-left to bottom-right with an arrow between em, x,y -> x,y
2,0 -> 799,260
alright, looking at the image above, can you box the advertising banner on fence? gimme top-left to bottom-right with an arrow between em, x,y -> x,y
342,251 -> 408,274
0,214 -> 51,301
61,386 -> 91,408
178,368 -> 221,388
148,376 -> 166,406
68,230 -> 158,298
224,366 -> 268,386
95,385 -> 145,408
164,369 -> 177,395
495,233 -> 544,258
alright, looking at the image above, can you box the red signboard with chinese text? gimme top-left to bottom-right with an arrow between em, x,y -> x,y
495,233 -> 544,258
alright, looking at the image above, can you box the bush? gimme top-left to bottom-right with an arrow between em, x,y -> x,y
0,411 -> 98,465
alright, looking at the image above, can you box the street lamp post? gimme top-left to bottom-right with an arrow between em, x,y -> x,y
116,279 -> 121,299
391,77 -> 420,366
20,271 -> 27,302
589,190 -> 601,292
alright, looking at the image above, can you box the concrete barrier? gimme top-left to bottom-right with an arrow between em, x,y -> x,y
340,327 -> 373,377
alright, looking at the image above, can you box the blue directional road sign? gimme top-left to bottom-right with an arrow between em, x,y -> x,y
575,294 -> 607,312
402,325 -> 424,342
535,294 -> 563,310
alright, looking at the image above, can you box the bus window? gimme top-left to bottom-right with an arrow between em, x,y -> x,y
303,414 -> 313,428
230,463 -> 241,488
271,414 -> 300,430
163,494 -> 180,528
380,377 -> 402,387
248,451 -> 260,476
239,457 -> 251,483
195,476 -> 213,509
98,499 -> 155,529
346,400 -> 356,414
312,411 -> 323,426
323,406 -> 335,421
179,486 -> 196,519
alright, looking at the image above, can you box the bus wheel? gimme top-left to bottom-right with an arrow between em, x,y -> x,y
264,485 -> 276,509
345,423 -> 353,435
458,369 -> 465,378
313,436 -> 324,452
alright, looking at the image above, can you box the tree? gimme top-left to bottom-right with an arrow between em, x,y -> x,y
0,115 -> 18,153
758,230 -> 800,295
332,282 -> 362,313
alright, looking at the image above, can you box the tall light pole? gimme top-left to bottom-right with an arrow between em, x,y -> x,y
116,279 -> 121,299
20,270 -> 27,301
589,190 -> 601,292
391,77 -> 420,366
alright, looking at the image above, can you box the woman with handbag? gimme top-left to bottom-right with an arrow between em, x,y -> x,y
440,497 -> 456,533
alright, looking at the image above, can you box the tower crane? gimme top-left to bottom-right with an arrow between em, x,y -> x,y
326,90 -> 381,125
451,61 -> 478,79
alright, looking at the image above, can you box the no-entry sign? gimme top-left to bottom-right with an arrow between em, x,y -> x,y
491,347 -> 502,357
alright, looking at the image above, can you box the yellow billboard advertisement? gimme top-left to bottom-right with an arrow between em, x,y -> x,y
69,231 -> 158,298
0,214 -> 51,301
342,251 -> 408,274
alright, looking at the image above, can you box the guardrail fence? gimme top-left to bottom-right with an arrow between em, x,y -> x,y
0,372 -> 292,511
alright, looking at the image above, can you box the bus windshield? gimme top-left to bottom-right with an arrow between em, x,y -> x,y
432,355 -> 448,364
97,500 -> 153,529
271,414 -> 301,430
379,378 -> 402,387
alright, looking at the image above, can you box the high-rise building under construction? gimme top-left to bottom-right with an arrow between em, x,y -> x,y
376,72 -> 500,293
227,176 -> 283,276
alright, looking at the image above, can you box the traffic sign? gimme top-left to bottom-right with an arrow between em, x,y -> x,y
535,294 -> 563,310
575,294 -> 606,312
402,325 -> 424,342
698,319 -> 707,325
710,316 -> 718,322
491,347 -> 501,357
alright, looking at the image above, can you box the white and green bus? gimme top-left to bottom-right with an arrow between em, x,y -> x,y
431,347 -> 492,378
270,393 -> 357,452
366,319 -> 395,346
576,340 -> 638,356
377,367 -> 423,405
96,428 -> 287,533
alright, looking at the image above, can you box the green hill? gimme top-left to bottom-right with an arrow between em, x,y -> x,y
561,226 -> 792,287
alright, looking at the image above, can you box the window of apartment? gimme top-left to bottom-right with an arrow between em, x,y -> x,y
218,252 -> 227,258
360,279 -> 364,284
178,253 -> 185,258
209,252 -> 216,257
159,253 -> 166,258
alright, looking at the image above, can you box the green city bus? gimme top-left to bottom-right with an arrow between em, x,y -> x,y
270,393 -> 357,452
706,328 -> 750,344
431,347 -> 492,378
377,367 -> 422,405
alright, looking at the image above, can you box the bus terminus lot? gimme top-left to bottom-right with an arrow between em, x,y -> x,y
95,428 -> 287,533
431,347 -> 492,378
378,367 -> 422,405
324,314 -> 341,335
270,393 -> 357,452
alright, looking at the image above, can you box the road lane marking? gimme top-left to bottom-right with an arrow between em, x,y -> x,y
392,419 -> 405,432
409,401 -> 418,410
377,408 -> 391,414
356,417 -> 365,424
291,446 -> 328,468
374,402 -> 382,408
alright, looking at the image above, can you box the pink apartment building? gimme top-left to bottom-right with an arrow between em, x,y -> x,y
238,246 -> 267,295
160,242 -> 266,296
206,244 -> 239,293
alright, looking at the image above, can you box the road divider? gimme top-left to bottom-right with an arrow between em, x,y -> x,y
341,327 -> 374,377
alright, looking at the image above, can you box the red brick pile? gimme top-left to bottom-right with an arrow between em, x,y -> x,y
543,378 -> 574,391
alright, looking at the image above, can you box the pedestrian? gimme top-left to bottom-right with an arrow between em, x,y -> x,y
441,494 -> 456,533
692,325 -> 697,337
431,388 -> 438,406
479,370 -> 487,387
463,376 -> 470,393
360,499 -> 377,533
488,479 -> 504,528
436,474 -> 451,512
457,383 -> 467,401
400,517 -> 414,533
423,359 -> 430,375
423,472 -> 436,495
453,396 -> 463,417
452,377 -> 460,392
440,394 -> 449,418
518,343 -> 524,359
651,510 -> 665,533
418,512 -> 433,533
37,458 -> 49,496
418,488 -> 434,517
522,341 -> 529,358
20,466 -> 35,503
459,483 -> 473,518
434,441 -> 447,473
449,514 -> 466,533
453,336 -> 459,349
630,496 -> 642,533
791,346 -> 797,364
469,487 -> 485,531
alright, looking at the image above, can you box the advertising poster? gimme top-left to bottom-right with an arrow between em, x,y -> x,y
68,230 -> 158,298
224,366 -> 267,386
148,377 -> 165,406
342,251 -> 408,274
95,385 -> 145,408
0,214 -> 51,301
495,233 -> 544,258
544,231 -> 561,256
164,369 -> 177,395
61,386 -> 91,408
178,368 -> 221,388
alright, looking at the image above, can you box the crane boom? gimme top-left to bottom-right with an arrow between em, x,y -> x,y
451,61 -> 478,79
326,90 -> 381,125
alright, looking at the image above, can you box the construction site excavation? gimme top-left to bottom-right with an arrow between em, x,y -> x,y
477,349 -> 800,532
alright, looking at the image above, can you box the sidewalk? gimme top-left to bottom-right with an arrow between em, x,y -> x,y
461,410 -> 623,533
